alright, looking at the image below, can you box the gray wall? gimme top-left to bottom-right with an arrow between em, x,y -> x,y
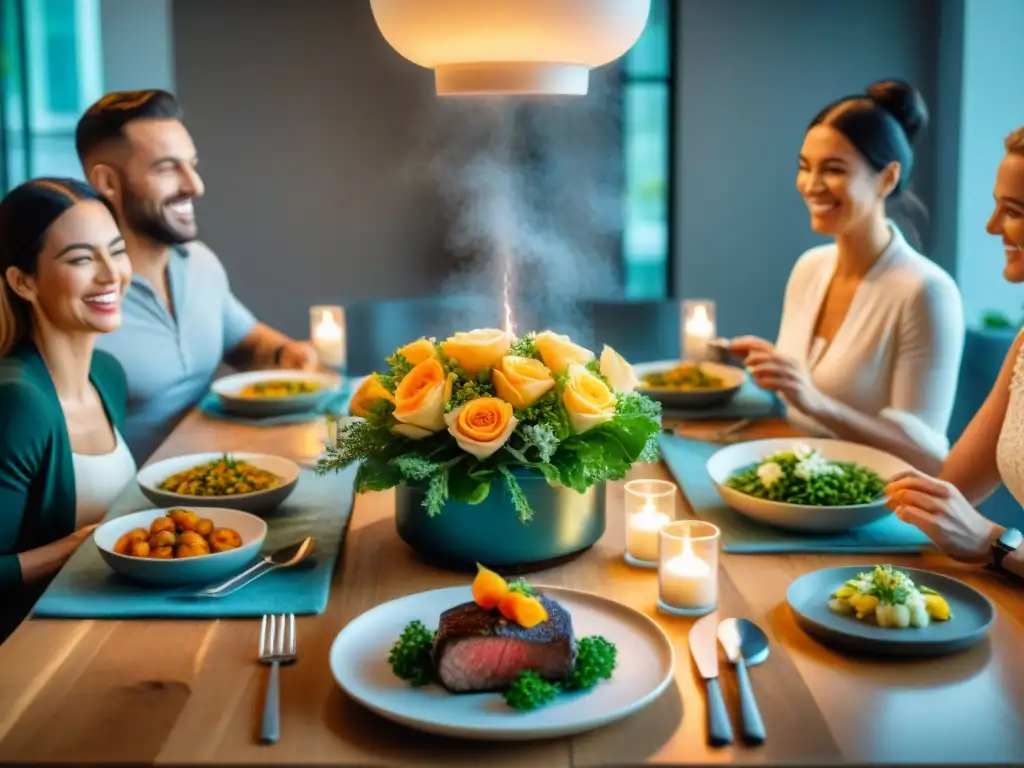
100,0 -> 174,92
673,0 -> 940,341
171,0 -> 450,338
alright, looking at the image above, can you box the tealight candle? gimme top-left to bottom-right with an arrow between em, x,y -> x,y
623,479 -> 676,568
682,299 -> 716,363
658,520 -> 719,616
310,305 -> 346,371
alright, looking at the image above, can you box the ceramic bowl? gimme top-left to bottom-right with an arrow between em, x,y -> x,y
94,506 -> 266,586
137,451 -> 300,515
632,360 -> 746,409
706,437 -> 912,532
211,369 -> 341,417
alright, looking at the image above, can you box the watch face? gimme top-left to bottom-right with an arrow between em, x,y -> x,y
998,527 -> 1023,551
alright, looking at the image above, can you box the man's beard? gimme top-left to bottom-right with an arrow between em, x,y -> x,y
121,187 -> 196,246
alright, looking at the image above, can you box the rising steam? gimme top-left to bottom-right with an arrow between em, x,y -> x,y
413,68 -> 625,338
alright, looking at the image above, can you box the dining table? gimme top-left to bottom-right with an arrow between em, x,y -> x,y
0,405 -> 1022,767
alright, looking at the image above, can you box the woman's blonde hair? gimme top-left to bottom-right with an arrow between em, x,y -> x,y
1007,126 -> 1024,156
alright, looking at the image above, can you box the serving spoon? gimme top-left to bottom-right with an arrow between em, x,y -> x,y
192,537 -> 317,598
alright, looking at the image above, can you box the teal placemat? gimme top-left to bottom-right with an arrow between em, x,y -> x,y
659,378 -> 785,421
32,464 -> 358,618
657,433 -> 932,554
198,380 -> 354,426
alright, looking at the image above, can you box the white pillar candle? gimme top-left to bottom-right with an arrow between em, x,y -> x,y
682,300 -> 716,363
659,536 -> 715,610
311,306 -> 345,369
626,501 -> 671,563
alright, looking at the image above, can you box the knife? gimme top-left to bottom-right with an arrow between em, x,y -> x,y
689,613 -> 733,747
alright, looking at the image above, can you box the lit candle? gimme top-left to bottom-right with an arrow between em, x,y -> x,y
682,300 -> 716,363
659,536 -> 715,610
626,500 -> 671,563
310,305 -> 345,370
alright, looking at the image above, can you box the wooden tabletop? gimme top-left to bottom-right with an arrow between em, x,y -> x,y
0,411 -> 1022,766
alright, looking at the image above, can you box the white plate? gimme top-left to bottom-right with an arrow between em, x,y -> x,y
137,452 -> 301,515
632,360 -> 746,409
329,585 -> 675,740
211,369 -> 342,417
707,437 -> 912,532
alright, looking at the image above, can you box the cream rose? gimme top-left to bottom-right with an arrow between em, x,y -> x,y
440,328 -> 513,377
392,358 -> 455,439
599,345 -> 641,392
492,356 -> 555,409
445,397 -> 518,460
534,330 -> 594,375
396,337 -> 436,366
348,373 -> 395,418
562,362 -> 617,433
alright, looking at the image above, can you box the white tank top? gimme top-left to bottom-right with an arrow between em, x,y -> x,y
72,428 -> 138,528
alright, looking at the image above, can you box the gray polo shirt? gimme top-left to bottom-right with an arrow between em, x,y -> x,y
95,241 -> 257,462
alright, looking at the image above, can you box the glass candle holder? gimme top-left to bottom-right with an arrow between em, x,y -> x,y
623,479 -> 676,568
657,520 -> 720,616
310,305 -> 346,371
681,299 -> 716,363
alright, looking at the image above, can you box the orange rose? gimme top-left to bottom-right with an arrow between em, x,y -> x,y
440,328 -> 513,377
491,356 -> 555,409
445,397 -> 518,459
534,330 -> 594,375
562,363 -> 616,433
397,337 -> 437,366
393,359 -> 455,439
349,374 -> 395,418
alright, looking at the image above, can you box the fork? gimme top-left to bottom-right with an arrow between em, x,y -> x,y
259,613 -> 297,745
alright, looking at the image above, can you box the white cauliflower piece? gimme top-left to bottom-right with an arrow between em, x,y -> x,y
757,461 -> 784,488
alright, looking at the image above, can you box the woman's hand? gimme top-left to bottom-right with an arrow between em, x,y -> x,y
728,335 -> 774,357
884,472 -> 1003,563
744,350 -> 826,415
17,523 -> 99,583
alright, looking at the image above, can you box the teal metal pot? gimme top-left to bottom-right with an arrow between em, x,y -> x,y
394,468 -> 606,574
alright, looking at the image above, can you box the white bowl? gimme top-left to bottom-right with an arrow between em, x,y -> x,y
94,507 -> 267,586
706,438 -> 912,532
211,369 -> 342,416
137,452 -> 301,515
633,360 -> 746,408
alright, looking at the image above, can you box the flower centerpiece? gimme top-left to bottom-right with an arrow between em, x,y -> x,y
317,328 -> 662,569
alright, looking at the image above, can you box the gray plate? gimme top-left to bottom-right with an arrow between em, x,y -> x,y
786,565 -> 995,657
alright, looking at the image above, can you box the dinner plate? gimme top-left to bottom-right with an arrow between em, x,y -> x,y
329,585 -> 675,740
211,369 -> 342,417
787,565 -> 995,656
632,359 -> 745,408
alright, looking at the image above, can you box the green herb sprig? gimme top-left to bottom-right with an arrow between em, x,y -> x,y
503,635 -> 618,711
387,620 -> 435,686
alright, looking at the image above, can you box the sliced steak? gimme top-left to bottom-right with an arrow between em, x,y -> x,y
433,594 -> 576,693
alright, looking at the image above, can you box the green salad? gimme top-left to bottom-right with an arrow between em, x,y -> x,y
725,443 -> 884,506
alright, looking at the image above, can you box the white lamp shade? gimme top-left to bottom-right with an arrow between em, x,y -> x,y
369,0 -> 651,96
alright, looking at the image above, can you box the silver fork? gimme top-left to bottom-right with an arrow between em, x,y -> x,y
258,613 -> 297,745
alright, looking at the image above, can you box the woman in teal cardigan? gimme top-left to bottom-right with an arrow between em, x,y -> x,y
0,178 -> 135,642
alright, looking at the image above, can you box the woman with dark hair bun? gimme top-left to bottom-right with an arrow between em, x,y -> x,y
0,178 -> 134,643
729,80 -> 965,475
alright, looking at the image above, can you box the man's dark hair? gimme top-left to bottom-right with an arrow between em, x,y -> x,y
75,89 -> 183,161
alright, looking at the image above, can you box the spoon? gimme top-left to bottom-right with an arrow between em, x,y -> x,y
717,617 -> 769,745
194,537 -> 317,598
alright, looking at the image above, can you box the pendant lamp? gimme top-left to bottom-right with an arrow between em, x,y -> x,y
369,0 -> 651,96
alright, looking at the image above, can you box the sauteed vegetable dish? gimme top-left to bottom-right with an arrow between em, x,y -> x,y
157,455 -> 281,496
641,362 -> 726,390
113,508 -> 243,559
239,379 -> 321,398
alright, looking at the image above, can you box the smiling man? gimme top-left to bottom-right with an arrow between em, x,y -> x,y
75,89 -> 318,461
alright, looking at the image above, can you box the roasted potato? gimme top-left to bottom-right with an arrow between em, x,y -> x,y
208,528 -> 242,552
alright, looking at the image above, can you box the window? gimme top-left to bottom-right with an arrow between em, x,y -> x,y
1,0 -> 103,191
621,0 -> 673,299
